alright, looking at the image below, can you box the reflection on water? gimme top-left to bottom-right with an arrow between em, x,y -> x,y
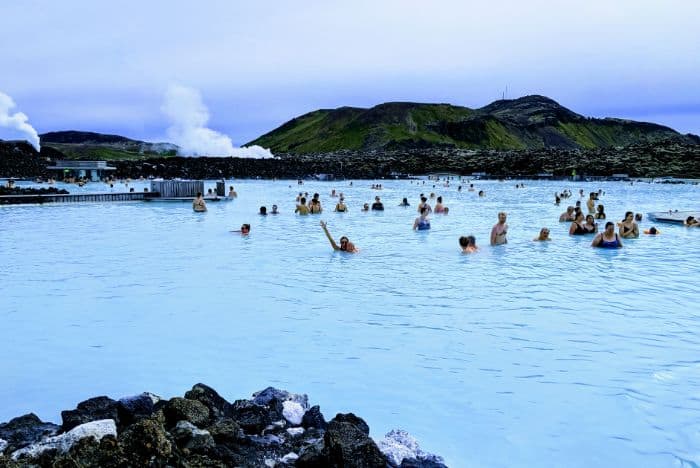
1,178 -> 699,467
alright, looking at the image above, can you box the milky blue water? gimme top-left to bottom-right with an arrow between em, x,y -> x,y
1,178 -> 699,467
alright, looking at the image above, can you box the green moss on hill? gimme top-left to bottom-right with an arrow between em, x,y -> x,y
247,95 -> 688,154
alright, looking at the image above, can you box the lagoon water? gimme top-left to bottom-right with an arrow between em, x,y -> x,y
1,178 -> 699,467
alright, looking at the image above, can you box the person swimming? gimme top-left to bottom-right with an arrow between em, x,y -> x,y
335,197 -> 347,212
231,223 -> 250,235
490,212 -> 508,245
644,227 -> 661,235
320,221 -> 358,253
434,196 -> 445,213
569,212 -> 587,235
533,228 -> 551,241
595,204 -> 606,220
295,197 -> 310,215
459,235 -> 478,253
413,207 -> 431,230
559,206 -> 575,222
399,197 -> 410,206
592,222 -> 623,248
192,192 -> 207,212
259,206 -> 267,215
271,204 -> 279,214
618,211 -> 639,238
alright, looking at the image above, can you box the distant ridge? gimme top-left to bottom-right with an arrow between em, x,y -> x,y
247,95 -> 697,153
39,131 -> 178,160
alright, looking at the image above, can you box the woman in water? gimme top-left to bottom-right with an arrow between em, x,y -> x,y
459,235 -> 478,253
399,197 -> 410,207
592,222 -> 623,248
569,212 -> 587,235
192,192 -> 207,212
413,207 -> 431,230
320,221 -> 358,253
583,215 -> 598,234
490,212 -> 508,245
595,204 -> 606,220
434,196 -> 445,213
533,228 -> 551,241
334,197 -> 347,212
618,211 -> 639,238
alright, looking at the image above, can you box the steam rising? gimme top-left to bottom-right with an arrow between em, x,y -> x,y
162,84 -> 272,158
0,91 -> 41,151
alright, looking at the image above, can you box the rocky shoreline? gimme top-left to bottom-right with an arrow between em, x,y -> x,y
0,384 -> 445,467
2,139 -> 698,180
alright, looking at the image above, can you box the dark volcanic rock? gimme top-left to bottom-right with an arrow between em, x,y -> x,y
163,397 -> 210,428
116,392 -> 157,428
0,413 -> 60,453
323,416 -> 388,467
1,384 -> 443,467
118,417 -> 172,465
61,396 -> 119,432
230,400 -> 272,434
302,405 -> 328,430
332,412 -> 370,435
207,417 -> 243,444
185,383 -> 233,419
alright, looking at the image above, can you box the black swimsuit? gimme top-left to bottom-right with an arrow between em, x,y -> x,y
572,223 -> 587,235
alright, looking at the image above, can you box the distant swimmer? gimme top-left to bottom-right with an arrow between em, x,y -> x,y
231,224 -> 251,235
569,212 -> 587,235
595,204 -> 606,220
618,211 -> 639,238
413,207 -> 431,231
434,196 -> 445,213
295,197 -> 310,215
592,222 -> 623,248
320,221 -> 358,253
371,196 -> 384,211
559,206 -> 575,222
533,228 -> 551,241
362,203 -> 370,211
309,198 -> 323,214
685,216 -> 700,227
587,192 -> 596,213
193,192 -> 207,212
335,197 -> 348,212
584,215 -> 598,234
399,197 -> 410,207
478,190 -> 484,197
644,227 -> 661,235
417,196 -> 432,213
228,186 -> 238,198
490,212 -> 508,245
459,235 -> 478,253
259,206 -> 267,215
271,204 -> 279,214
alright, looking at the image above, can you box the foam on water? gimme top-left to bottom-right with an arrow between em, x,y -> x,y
1,178 -> 699,467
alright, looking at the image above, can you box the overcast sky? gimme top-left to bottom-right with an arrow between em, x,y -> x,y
1,0 -> 698,145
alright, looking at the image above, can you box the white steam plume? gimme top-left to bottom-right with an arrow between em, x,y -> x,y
162,84 -> 273,158
0,91 -> 41,151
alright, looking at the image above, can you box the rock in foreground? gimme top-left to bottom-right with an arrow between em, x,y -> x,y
0,384 -> 446,467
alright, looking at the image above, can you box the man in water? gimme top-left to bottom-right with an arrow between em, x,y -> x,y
490,212 -> 508,245
371,196 -> 384,211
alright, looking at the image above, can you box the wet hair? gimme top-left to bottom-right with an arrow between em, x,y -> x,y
586,214 -> 594,222
635,213 -> 643,221
597,204 -> 605,212
466,235 -> 475,245
605,221 -> 615,229
421,207 -> 429,215
437,196 -> 442,203
649,227 -> 658,234
686,216 -> 696,224
421,196 -> 428,203
459,236 -> 469,247
300,197 -> 306,204
259,206 -> 267,214
623,211 -> 633,221
241,224 -> 251,231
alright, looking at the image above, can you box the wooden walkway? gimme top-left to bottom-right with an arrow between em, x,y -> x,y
0,192 -> 155,205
